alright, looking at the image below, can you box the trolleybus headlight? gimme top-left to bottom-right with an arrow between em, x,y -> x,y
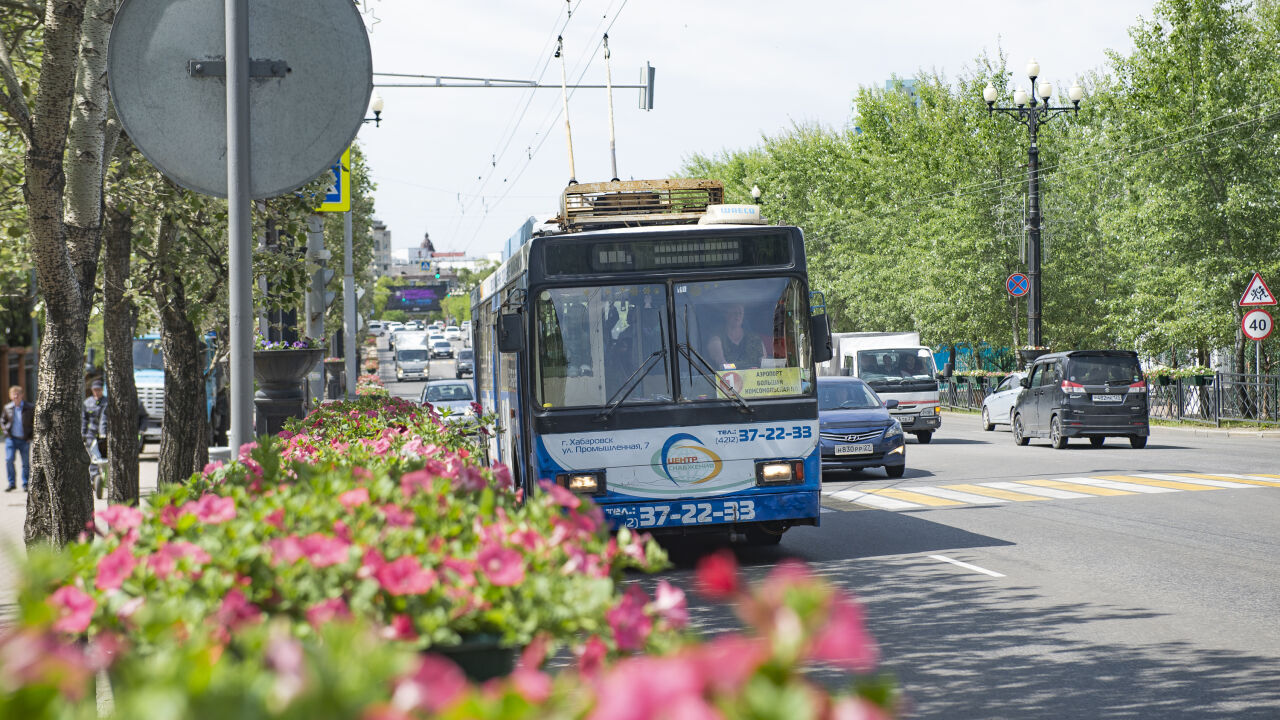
755,460 -> 803,486
557,471 -> 605,495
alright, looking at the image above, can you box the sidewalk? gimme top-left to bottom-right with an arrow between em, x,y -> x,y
0,458 -> 160,618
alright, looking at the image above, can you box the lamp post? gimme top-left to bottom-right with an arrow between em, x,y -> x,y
983,60 -> 1083,350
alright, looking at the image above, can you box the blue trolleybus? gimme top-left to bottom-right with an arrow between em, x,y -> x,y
471,179 -> 833,543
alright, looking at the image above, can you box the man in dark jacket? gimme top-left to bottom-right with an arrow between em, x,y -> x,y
83,380 -> 108,494
2,385 -> 34,492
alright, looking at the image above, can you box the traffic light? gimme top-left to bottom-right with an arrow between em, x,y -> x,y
434,271 -> 441,279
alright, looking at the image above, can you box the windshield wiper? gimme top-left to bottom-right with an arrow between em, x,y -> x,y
595,348 -> 666,422
676,343 -> 754,414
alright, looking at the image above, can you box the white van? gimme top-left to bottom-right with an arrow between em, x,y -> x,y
392,331 -> 430,381
818,331 -> 942,443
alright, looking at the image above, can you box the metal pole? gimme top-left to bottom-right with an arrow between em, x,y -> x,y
603,34 -> 619,181
1026,109 -> 1043,348
226,0 -> 253,452
556,36 -> 576,183
343,211 -> 357,400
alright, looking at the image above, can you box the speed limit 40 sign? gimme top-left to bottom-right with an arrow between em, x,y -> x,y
1242,309 -> 1274,341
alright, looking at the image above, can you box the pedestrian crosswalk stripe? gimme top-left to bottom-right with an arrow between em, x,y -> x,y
820,471 -> 1278,512
828,489 -> 920,510
1134,473 -> 1259,489
1006,478 -> 1136,496
1094,474 -> 1223,492
903,487 -> 1011,505
1055,476 -> 1180,494
981,481 -> 1092,499
940,483 -> 1050,502
867,488 -> 966,507
1180,473 -> 1280,488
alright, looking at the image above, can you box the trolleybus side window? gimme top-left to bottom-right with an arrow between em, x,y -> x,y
674,277 -> 811,401
535,284 -> 671,408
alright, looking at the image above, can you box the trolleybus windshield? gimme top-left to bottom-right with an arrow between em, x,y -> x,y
675,277 -> 811,401
535,284 -> 671,409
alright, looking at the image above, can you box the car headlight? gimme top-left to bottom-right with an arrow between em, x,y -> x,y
884,421 -> 903,439
920,406 -> 937,417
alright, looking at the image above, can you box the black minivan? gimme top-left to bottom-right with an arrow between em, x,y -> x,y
1012,350 -> 1150,449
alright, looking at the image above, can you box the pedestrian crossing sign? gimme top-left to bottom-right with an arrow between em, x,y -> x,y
319,147 -> 351,212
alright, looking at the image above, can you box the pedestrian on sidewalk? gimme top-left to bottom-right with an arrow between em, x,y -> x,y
83,380 -> 108,496
2,385 -> 34,492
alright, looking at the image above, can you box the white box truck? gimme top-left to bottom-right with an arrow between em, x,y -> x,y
817,331 -> 942,443
393,331 -> 431,382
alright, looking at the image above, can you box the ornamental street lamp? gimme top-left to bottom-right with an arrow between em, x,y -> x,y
983,60 -> 1084,349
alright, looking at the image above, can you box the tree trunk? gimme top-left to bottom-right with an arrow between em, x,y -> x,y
153,221 -> 205,484
22,0 -> 94,548
103,203 -> 139,504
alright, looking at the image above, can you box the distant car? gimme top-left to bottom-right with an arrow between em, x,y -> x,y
368,320 -> 385,337
454,348 -> 474,378
419,379 -> 475,422
444,325 -> 461,341
980,372 -> 1026,431
405,320 -> 424,331
427,333 -> 445,345
1012,350 -> 1149,449
430,340 -> 453,359
817,376 -> 906,478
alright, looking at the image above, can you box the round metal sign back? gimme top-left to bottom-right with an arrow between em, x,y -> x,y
108,0 -> 372,199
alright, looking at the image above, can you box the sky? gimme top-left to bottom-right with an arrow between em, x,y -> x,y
354,0 -> 1157,258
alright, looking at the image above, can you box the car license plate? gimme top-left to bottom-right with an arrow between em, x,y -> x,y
834,443 -> 874,456
1093,394 -> 1123,403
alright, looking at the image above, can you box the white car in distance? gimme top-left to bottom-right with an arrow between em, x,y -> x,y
981,372 -> 1026,431
444,326 -> 461,341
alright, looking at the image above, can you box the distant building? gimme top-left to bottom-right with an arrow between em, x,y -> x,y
370,219 -> 392,276
885,78 -> 919,105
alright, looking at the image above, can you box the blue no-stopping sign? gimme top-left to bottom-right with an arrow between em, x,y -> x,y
1006,273 -> 1029,298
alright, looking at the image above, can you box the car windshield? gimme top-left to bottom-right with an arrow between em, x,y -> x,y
1069,357 -> 1142,385
132,339 -> 164,370
397,350 -> 428,362
674,277 -> 811,401
458,350 -> 473,360
857,349 -> 936,381
434,342 -> 450,349
536,283 -> 671,408
818,381 -> 881,410
424,384 -> 473,402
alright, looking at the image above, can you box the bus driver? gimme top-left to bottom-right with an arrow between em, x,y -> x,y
707,302 -> 769,370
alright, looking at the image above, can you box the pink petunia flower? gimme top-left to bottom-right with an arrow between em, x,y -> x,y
399,469 -> 435,498
695,548 -> 740,599
606,585 -> 653,652
95,505 -> 143,534
539,480 -> 581,509
510,667 -> 553,704
588,655 -> 706,720
807,593 -> 879,672
187,494 -> 236,524
375,556 -> 436,596
338,487 -> 369,509
391,654 -> 466,713
95,545 -> 137,592
264,508 -> 285,530
649,580 -> 688,628
268,536 -> 305,566
490,462 -> 513,490
305,597 -> 352,628
378,504 -> 416,528
382,613 -> 418,641
454,463 -> 486,492
49,585 -> 96,634
298,533 -> 351,568
202,460 -> 225,476
477,545 -> 524,587
371,438 -> 393,456
695,634 -> 768,693
575,635 -> 608,678
215,589 -> 262,629
158,504 -> 182,528
357,547 -> 386,579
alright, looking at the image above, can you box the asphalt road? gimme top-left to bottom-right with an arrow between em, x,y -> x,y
378,336 -> 473,403
380,356 -> 1280,717
668,415 -> 1280,719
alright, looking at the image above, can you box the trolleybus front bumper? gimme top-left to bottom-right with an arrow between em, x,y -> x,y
597,488 -> 819,533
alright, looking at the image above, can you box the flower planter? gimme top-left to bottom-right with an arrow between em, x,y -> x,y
1018,349 -> 1050,367
1191,375 -> 1211,387
432,634 -> 517,682
1153,376 -> 1172,386
253,349 -> 323,435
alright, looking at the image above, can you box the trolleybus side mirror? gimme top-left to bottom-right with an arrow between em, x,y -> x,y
811,314 -> 833,364
498,313 -> 524,353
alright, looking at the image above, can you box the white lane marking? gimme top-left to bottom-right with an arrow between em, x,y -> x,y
1219,473 -> 1280,484
1054,476 -> 1178,494
905,487 -> 1010,504
830,489 -> 921,510
928,554 -> 1006,578
981,481 -> 1091,499
820,507 -> 834,514
1135,473 -> 1258,489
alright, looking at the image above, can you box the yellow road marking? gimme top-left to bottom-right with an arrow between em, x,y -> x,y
1095,475 -> 1220,492
941,484 -> 1048,502
868,488 -> 965,506
1021,479 -> 1135,496
1175,473 -> 1280,488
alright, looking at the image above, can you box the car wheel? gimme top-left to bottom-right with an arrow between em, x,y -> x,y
1090,436 -> 1105,448
885,464 -> 905,478
915,431 -> 933,444
981,406 -> 994,431
1129,435 -> 1148,449
1012,413 -> 1030,446
456,373 -> 462,379
1050,415 -> 1068,449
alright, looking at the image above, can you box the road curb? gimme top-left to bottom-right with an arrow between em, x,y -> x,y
941,410 -> 1280,439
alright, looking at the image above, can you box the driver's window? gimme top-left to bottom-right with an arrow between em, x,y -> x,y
1040,363 -> 1058,387
1029,366 -> 1042,387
